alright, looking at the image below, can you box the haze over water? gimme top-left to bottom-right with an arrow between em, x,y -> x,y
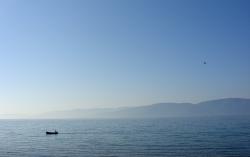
0,0 -> 250,115
0,0 -> 250,156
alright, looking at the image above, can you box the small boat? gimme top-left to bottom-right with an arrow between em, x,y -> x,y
46,130 -> 58,135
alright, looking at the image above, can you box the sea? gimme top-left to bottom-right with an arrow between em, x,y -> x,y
0,116 -> 250,157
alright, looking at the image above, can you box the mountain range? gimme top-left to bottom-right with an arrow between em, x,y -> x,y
40,98 -> 250,118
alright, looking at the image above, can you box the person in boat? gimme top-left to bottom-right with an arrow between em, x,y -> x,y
46,130 -> 58,134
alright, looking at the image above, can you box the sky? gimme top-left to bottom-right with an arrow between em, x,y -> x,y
0,0 -> 249,115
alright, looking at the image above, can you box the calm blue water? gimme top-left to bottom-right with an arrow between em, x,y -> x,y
0,116 -> 250,157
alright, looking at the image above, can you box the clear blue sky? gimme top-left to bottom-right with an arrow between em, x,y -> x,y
0,0 -> 249,114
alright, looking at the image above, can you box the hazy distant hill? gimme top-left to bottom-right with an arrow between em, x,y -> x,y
40,98 -> 250,118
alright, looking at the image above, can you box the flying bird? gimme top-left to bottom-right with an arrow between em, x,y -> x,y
203,61 -> 207,64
